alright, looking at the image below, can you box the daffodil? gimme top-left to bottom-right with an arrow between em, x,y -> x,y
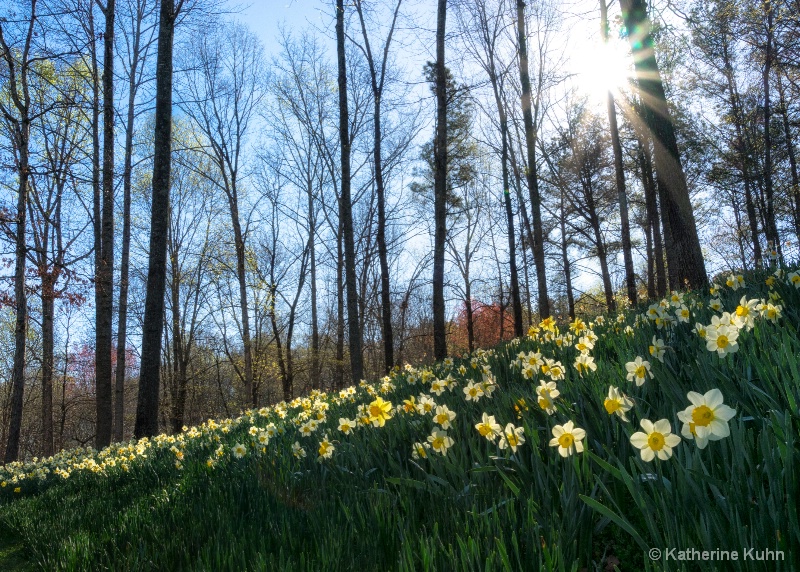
318,437 -> 335,460
232,443 -> 247,459
649,337 -> 666,363
427,429 -> 454,455
705,324 -> 739,356
433,405 -> 457,429
733,296 -> 759,330
338,418 -> 356,435
536,380 -> 560,415
499,423 -> 525,453
292,442 -> 306,459
549,421 -> 586,457
463,381 -> 484,402
677,389 -> 736,448
475,413 -> 502,441
574,353 -> 597,376
603,386 -> 633,421
625,357 -> 653,386
675,305 -> 691,323
411,442 -> 430,459
367,397 -> 393,427
630,419 -> 681,461
788,271 -> 800,288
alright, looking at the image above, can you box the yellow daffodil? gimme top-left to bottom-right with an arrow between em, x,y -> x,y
604,386 -> 633,421
367,397 -> 393,427
625,357 -> 653,386
499,423 -> 525,453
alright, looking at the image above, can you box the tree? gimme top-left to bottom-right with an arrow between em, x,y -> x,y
600,0 -> 636,307
94,0 -> 116,450
620,0 -> 707,289
115,0 -> 157,441
177,21 -> 266,406
432,0 -> 448,361
458,0 -> 523,337
1,0 -> 39,462
136,0 -> 187,439
353,0 -> 402,372
515,0 -> 550,319
336,0 -> 364,383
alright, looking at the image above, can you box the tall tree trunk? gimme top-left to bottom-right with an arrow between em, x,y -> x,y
136,0 -> 177,439
432,0 -> 448,361
228,196 -> 254,406
307,177 -> 320,388
354,0 -> 400,373
777,72 -> 800,242
601,0 -> 636,307
96,0 -> 116,449
621,0 -> 707,290
336,0 -> 364,382
2,1 -> 35,462
115,5 -> 142,442
559,189 -> 575,320
40,277 -> 55,457
515,0 -> 549,318
761,0 -> 779,259
336,226 -> 345,389
638,134 -> 666,296
644,218 -> 655,299
489,71 -> 523,337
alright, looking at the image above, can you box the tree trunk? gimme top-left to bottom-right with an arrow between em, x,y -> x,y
115,5 -> 142,442
228,195 -> 254,406
95,0 -> 116,450
432,0 -> 448,361
5,135 -> 29,464
600,0 -> 636,307
777,72 -> 800,242
136,0 -> 177,439
638,134 -> 666,296
515,0 -> 549,318
307,177 -> 320,388
40,277 -> 55,457
559,189 -> 575,319
336,0 -> 364,382
621,0 -> 706,290
761,0 -> 779,259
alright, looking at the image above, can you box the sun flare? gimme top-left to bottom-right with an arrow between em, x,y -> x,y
572,39 -> 633,100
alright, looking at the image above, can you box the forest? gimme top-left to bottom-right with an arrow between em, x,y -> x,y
1,0 -> 799,463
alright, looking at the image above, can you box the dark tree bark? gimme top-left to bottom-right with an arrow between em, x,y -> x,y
620,0 -> 707,290
432,0 -> 448,361
136,0 -> 181,439
336,0 -> 364,382
600,0 -> 636,307
95,0 -> 116,450
777,71 -> 800,242
515,0 -> 549,318
636,129 -> 666,297
559,188 -> 575,320
761,0 -> 779,258
0,3 -> 36,463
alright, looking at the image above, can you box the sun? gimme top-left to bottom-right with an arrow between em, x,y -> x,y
572,38 -> 633,101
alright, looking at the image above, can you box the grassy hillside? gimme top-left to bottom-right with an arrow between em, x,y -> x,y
1,268 -> 799,571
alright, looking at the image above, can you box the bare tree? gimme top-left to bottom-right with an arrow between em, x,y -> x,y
115,0 -> 157,441
177,21 -> 266,406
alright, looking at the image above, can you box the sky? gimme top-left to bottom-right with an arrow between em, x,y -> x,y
219,0 -> 647,298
